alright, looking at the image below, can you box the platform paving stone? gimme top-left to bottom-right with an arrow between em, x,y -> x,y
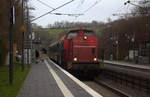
18,62 -> 64,97
18,60 -> 94,97
46,59 -> 92,97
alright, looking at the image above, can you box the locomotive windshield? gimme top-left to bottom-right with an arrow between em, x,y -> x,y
84,31 -> 95,36
66,32 -> 78,39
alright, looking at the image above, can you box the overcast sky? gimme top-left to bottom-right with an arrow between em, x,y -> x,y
29,0 -> 133,27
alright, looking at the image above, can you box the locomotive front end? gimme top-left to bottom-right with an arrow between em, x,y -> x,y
70,30 -> 100,70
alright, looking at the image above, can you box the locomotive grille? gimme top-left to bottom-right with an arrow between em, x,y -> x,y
73,45 -> 96,62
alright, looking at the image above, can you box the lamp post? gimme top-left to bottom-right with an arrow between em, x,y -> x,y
21,0 -> 25,72
128,35 -> 131,60
131,33 -> 135,62
9,0 -> 14,85
115,32 -> 119,61
116,40 -> 119,60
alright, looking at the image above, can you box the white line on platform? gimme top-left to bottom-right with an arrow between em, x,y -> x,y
48,59 -> 103,97
45,60 -> 74,97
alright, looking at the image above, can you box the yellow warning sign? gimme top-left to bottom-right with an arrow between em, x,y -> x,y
20,26 -> 25,31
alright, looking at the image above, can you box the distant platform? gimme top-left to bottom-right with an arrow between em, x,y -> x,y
104,60 -> 150,70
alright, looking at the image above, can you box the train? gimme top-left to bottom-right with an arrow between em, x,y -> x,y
48,29 -> 102,72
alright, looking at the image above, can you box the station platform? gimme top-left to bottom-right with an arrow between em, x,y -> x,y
104,60 -> 150,70
18,58 -> 102,97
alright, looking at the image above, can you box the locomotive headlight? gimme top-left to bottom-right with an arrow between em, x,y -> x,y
73,57 -> 77,61
84,36 -> 87,40
94,58 -> 97,61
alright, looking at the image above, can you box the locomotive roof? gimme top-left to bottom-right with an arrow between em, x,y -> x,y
67,29 -> 94,33
49,29 -> 95,48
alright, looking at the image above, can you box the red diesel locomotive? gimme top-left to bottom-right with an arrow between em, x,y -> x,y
49,29 -> 101,71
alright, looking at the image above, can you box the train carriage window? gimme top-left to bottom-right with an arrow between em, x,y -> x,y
84,31 -> 95,36
66,32 -> 78,39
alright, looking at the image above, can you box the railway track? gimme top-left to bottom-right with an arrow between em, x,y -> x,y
70,71 -> 129,97
50,59 -> 150,97
83,80 -> 129,97
97,62 -> 150,97
70,62 -> 150,97
97,70 -> 150,97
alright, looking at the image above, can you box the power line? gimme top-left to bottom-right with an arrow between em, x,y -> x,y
35,0 -> 83,17
74,0 -> 101,20
51,12 -> 83,17
36,0 -> 55,9
82,0 -> 101,14
31,0 -> 75,22
77,0 -> 85,8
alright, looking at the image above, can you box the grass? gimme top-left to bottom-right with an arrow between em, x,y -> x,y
0,62 -> 30,97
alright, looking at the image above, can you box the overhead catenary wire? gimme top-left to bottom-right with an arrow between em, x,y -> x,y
36,0 -> 55,9
49,12 -> 83,17
74,0 -> 101,20
31,0 -> 75,22
112,0 -> 137,17
76,0 -> 85,8
35,0 -> 83,17
82,0 -> 101,14
51,12 -> 83,17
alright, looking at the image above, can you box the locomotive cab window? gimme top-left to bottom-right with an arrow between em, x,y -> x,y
84,31 -> 95,36
66,32 -> 78,39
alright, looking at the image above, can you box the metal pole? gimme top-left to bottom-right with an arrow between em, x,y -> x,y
30,27 -> 32,63
117,43 -> 119,60
117,32 -> 119,61
133,33 -> 136,62
9,0 -> 14,85
29,18 -> 32,64
27,2 -> 29,65
128,39 -> 130,60
21,0 -> 25,72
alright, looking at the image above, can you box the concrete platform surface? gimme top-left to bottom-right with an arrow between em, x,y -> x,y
104,60 -> 150,70
18,58 -> 102,97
